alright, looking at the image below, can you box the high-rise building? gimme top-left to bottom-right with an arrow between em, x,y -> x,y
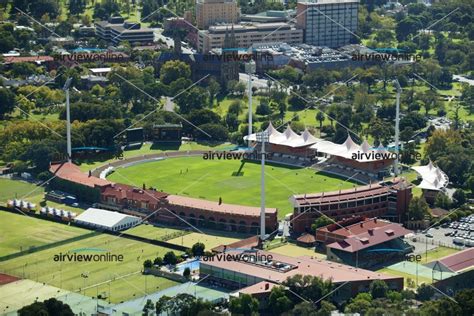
197,22 -> 303,53
296,0 -> 359,47
196,0 -> 240,29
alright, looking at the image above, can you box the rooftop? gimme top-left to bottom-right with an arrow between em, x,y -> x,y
50,162 -> 112,188
75,207 -> 139,228
101,183 -> 169,202
167,195 -> 277,217
326,221 -> 412,253
202,249 -> 402,284
429,248 -> 474,273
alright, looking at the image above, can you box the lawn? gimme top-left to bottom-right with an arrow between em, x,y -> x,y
269,244 -> 326,259
124,224 -> 190,241
0,178 -> 86,214
167,232 -> 240,249
0,211 -> 89,256
107,156 -> 357,217
83,272 -> 179,304
423,246 -> 459,264
377,267 -> 432,288
0,234 -> 182,302
0,178 -> 44,206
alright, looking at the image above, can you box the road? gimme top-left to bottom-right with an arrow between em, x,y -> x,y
453,74 -> 474,86
239,73 -> 269,90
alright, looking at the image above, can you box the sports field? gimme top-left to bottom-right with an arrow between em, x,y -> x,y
0,178 -> 85,214
270,244 -> 326,259
167,232 -> 240,249
108,156 -> 356,217
0,279 -> 70,314
124,224 -> 190,241
0,178 -> 44,205
0,234 -> 182,302
0,211 -> 89,256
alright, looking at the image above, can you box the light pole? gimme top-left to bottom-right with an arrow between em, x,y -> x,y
245,61 -> 256,148
256,131 -> 269,241
63,78 -> 73,162
394,79 -> 401,176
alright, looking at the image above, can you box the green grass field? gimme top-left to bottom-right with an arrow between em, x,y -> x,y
0,234 -> 182,302
423,246 -> 459,263
82,272 -> 179,304
124,224 -> 190,241
0,178 -> 86,214
108,156 -> 356,217
167,232 -> 240,249
0,211 -> 89,256
270,244 -> 326,259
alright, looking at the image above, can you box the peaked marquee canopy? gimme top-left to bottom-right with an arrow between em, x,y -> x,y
411,161 -> 449,191
243,122 -> 394,162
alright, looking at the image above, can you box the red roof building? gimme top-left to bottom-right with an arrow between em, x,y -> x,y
201,249 -> 403,302
426,248 -> 474,273
50,162 -> 111,188
315,217 -> 412,268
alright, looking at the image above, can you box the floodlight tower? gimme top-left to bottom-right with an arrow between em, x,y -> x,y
256,131 -> 269,241
63,78 -> 73,162
245,60 -> 256,148
394,79 -> 401,176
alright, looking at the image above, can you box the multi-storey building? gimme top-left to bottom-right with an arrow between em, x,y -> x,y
95,16 -> 154,45
296,0 -> 359,47
196,0 -> 240,29
290,178 -> 412,233
197,22 -> 303,53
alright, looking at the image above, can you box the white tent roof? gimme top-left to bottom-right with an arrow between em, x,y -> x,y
310,135 -> 392,162
243,122 -> 321,148
74,208 -> 140,228
412,161 -> 449,191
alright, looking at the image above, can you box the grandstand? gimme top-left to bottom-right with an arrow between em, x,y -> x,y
244,122 -> 395,179
290,178 -> 413,233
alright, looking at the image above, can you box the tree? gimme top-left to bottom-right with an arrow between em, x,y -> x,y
454,289 -> 474,316
160,60 -> 191,85
196,123 -> 228,141
467,175 -> 474,195
18,298 -> 74,316
283,275 -> 332,303
143,259 -> 152,269
434,193 -> 452,210
29,0 -> 60,19
311,215 -> 333,233
229,294 -> 259,316
316,112 -> 325,132
419,298 -> 461,316
183,267 -> 191,279
191,242 -> 205,257
268,286 -> 293,314
370,280 -> 388,299
143,299 -> 154,316
153,257 -> 163,266
163,251 -> 178,266
408,197 -> 429,221
69,0 -> 86,15
416,283 -> 434,301
0,87 -> 15,118
208,78 -> 221,106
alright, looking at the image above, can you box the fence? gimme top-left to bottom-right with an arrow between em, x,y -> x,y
412,236 -> 464,250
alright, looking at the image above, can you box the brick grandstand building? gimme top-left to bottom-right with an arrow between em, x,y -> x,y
290,178 -> 412,234
97,182 -> 277,233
